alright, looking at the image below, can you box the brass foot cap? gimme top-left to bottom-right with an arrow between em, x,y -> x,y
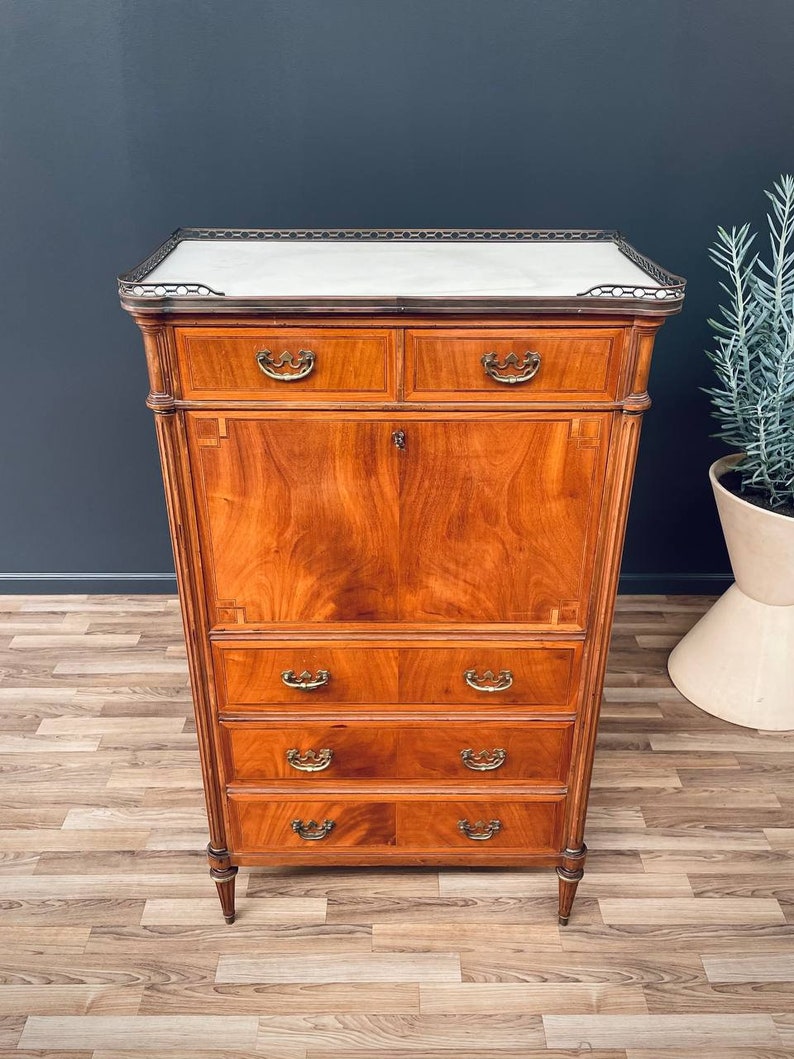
558,915 -> 569,926
224,913 -> 236,925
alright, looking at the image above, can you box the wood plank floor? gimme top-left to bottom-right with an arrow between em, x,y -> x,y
1,594 -> 793,1058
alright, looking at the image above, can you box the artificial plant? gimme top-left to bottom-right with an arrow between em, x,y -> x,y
706,174 -> 794,511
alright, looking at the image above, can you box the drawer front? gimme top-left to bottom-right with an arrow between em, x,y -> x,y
221,721 -> 574,783
213,641 -> 580,712
223,723 -> 400,781
213,643 -> 399,707
400,724 -> 573,782
405,328 -> 624,402
175,328 -> 396,401
398,798 -> 563,852
397,645 -> 580,707
227,795 -> 563,854
228,796 -> 397,852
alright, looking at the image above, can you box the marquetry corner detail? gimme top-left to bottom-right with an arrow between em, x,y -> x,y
567,418 -> 602,448
549,599 -> 581,625
215,599 -> 247,625
195,418 -> 230,447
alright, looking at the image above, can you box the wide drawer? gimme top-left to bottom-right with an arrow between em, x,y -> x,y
175,327 -> 396,401
212,640 -> 581,711
405,328 -> 624,402
221,720 -> 574,784
227,793 -> 564,854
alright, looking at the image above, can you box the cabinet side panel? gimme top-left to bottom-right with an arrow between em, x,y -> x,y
137,321 -> 229,853
563,407 -> 647,855
564,320 -> 664,861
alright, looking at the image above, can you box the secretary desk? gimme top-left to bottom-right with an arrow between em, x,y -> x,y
118,229 -> 685,924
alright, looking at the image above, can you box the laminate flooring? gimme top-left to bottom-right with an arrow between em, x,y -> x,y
1,594 -> 793,1058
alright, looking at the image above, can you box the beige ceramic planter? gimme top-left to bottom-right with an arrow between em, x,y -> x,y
668,455 -> 794,731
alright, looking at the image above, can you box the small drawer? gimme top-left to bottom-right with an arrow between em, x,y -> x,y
221,720 -> 574,784
175,327 -> 396,401
405,328 -> 624,402
400,724 -> 573,783
213,642 -> 399,709
227,795 -> 396,852
398,798 -> 564,852
223,722 -> 400,781
397,644 -> 580,708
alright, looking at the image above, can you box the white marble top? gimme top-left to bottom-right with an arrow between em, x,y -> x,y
143,239 -> 663,299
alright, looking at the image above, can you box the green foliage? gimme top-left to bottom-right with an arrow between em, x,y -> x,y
706,175 -> 794,510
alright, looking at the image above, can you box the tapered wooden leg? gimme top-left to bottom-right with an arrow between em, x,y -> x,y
207,844 -> 238,924
556,845 -> 586,925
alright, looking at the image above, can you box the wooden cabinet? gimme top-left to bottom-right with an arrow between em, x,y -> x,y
120,227 -> 684,924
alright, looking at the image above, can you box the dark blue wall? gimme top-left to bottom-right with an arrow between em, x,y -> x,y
2,0 -> 793,592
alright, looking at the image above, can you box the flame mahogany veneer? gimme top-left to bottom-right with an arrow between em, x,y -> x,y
122,232 -> 681,925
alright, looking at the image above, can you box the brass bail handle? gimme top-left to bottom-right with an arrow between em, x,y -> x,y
291,818 -> 335,841
286,748 -> 334,772
281,669 -> 331,691
460,748 -> 507,771
463,668 -> 514,693
458,818 -> 502,841
481,350 -> 541,385
256,348 -> 316,381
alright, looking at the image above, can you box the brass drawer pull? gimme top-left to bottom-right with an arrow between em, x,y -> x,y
460,748 -> 507,771
291,818 -> 335,841
481,350 -> 541,385
286,748 -> 334,772
463,668 -> 513,693
281,668 -> 331,691
256,348 -> 316,381
458,818 -> 502,841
